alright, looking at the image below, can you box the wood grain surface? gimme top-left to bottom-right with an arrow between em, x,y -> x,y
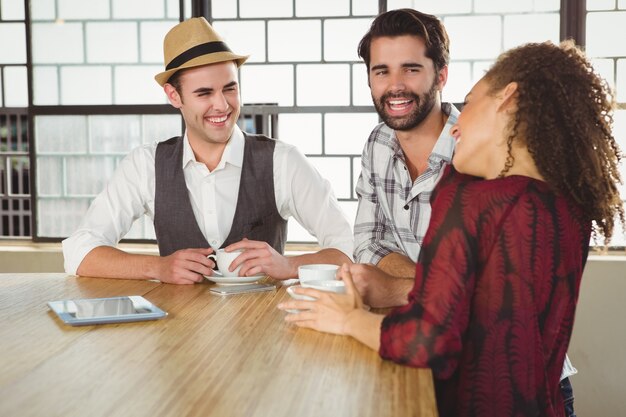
0,274 -> 437,417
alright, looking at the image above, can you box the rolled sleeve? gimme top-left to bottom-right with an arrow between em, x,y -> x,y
62,145 -> 155,274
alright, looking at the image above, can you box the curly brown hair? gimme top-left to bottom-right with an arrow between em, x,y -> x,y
484,40 -> 624,244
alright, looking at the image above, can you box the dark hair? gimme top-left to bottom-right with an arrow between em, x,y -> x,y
166,70 -> 183,96
485,40 -> 624,244
357,8 -> 450,72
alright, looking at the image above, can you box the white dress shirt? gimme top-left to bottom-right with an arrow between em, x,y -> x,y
62,126 -> 354,274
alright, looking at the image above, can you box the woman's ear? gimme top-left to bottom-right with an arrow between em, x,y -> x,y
496,81 -> 518,113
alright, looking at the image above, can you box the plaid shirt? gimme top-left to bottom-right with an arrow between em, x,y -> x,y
354,103 -> 459,264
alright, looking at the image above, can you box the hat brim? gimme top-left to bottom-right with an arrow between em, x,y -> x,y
154,52 -> 249,86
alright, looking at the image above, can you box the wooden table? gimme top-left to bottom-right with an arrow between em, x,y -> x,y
0,274 -> 437,417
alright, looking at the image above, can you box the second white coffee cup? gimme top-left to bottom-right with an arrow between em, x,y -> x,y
298,264 -> 339,283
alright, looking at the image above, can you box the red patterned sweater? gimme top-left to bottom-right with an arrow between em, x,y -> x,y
380,166 -> 590,417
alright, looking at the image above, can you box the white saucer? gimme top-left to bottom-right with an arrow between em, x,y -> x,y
204,274 -> 265,286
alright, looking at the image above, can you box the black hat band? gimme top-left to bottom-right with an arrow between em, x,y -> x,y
166,41 -> 233,71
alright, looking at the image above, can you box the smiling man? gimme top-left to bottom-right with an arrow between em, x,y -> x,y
351,9 -> 459,307
62,17 -> 353,284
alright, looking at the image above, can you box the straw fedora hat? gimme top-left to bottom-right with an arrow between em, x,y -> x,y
154,17 -> 248,86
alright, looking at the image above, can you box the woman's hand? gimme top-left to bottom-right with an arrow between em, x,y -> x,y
278,264 -> 364,335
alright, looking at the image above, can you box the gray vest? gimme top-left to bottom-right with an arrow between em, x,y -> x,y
153,133 -> 287,257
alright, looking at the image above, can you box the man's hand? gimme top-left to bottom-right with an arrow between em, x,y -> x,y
224,239 -> 296,279
349,263 -> 415,308
155,248 -> 215,284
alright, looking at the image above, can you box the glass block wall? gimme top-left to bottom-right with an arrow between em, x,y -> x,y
210,0 -> 380,242
586,0 -> 626,246
17,0 -> 626,247
0,0 -> 30,237
31,0 -> 189,238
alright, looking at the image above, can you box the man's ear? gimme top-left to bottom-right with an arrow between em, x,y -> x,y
496,81 -> 518,113
437,65 -> 448,90
164,83 -> 183,108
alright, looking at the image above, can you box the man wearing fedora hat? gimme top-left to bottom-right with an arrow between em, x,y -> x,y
62,17 -> 353,284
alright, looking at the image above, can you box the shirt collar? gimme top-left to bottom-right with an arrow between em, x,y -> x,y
182,125 -> 245,170
389,103 -> 459,165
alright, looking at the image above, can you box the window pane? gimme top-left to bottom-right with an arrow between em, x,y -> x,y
86,22 -> 138,63
587,0 -> 616,10
212,0 -> 237,18
617,59 -> 626,101
443,61 -> 472,103
37,157 -> 63,196
65,156 -> 117,196
475,0 -> 533,13
213,20 -> 266,63
534,0 -> 560,12
445,15 -> 502,60
0,23 -> 26,64
89,116 -> 142,154
58,0 -> 110,20
268,20 -> 321,62
503,14 -> 559,49
591,58 -> 615,90
389,0 -> 471,14
140,21 -> 178,64
30,0 -> 56,20
353,0 -> 378,15
324,113 -> 379,154
1,0 -> 25,19
3,66 -> 28,107
587,12 -> 626,57
324,18 -> 373,62
142,115 -> 183,144
112,0 -> 165,19
8,157 -> 29,195
167,0 -> 180,19
352,63 -> 372,106
307,156 -> 351,198
32,22 -> 84,64
35,116 -> 88,153
296,0 -> 349,17
60,66 -> 112,105
278,113 -> 322,154
114,66 -> 166,105
297,64 -> 350,106
37,198 -> 90,237
241,64 -> 294,106
240,0 -> 293,18
33,66 -> 59,105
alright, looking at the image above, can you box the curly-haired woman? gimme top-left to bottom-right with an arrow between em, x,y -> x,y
279,40 -> 624,417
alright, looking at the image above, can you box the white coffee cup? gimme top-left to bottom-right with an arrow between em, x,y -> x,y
298,264 -> 339,283
300,279 -> 346,294
214,249 -> 243,277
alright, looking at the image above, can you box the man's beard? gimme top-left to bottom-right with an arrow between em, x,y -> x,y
373,80 -> 439,131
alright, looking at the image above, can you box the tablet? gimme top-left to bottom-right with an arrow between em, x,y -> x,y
47,296 -> 167,326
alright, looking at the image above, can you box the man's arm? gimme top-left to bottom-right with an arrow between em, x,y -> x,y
349,263 -> 415,308
377,252 -> 416,277
76,246 -> 215,284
